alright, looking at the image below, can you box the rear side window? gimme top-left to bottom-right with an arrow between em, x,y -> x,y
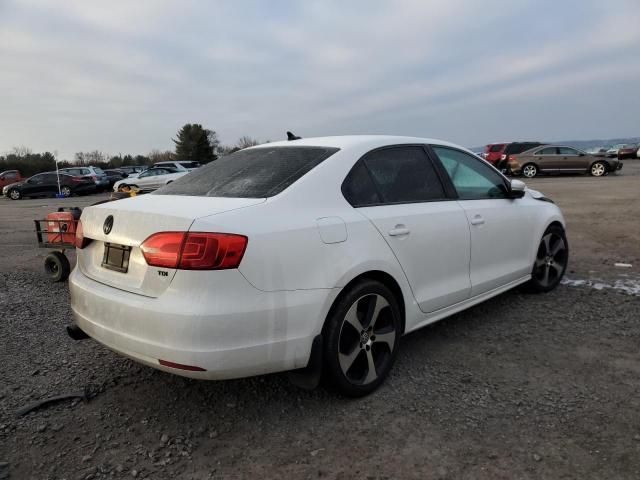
537,147 -> 558,155
179,162 -> 200,168
156,146 -> 339,198
342,162 -> 381,206
343,146 -> 445,206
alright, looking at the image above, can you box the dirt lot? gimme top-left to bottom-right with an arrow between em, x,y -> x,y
1,164 -> 639,480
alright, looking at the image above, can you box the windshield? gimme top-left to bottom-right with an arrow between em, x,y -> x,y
155,146 -> 339,198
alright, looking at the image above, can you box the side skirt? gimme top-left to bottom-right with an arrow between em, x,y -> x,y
405,275 -> 531,334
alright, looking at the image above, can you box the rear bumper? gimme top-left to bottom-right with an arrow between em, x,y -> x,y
69,267 -> 337,380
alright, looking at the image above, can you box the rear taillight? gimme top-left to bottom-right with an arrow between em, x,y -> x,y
140,232 -> 247,270
75,220 -> 91,249
501,154 -> 507,160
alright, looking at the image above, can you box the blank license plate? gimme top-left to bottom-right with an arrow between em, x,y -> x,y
101,243 -> 131,273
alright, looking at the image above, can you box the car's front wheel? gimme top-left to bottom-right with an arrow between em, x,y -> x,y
590,161 -> 607,177
323,279 -> 402,397
60,186 -> 72,197
525,224 -> 568,293
8,189 -> 21,200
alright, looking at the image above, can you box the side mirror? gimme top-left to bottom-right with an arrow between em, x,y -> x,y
508,179 -> 526,199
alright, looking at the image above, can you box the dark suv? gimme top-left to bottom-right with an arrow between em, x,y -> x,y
497,142 -> 545,172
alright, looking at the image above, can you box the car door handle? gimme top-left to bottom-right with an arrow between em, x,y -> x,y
470,215 -> 485,226
389,225 -> 410,236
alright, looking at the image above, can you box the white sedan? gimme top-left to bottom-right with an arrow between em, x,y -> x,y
112,167 -> 187,192
69,136 -> 567,396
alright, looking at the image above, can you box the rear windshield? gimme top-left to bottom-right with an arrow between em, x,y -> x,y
178,161 -> 200,168
155,146 -> 339,198
489,144 -> 505,152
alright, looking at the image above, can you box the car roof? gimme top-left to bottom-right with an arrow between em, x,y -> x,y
250,135 -> 465,151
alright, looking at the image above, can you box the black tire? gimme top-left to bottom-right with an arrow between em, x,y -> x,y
323,279 -> 402,397
521,163 -> 538,178
60,186 -> 72,197
44,252 -> 71,282
8,188 -> 21,200
524,224 -> 569,293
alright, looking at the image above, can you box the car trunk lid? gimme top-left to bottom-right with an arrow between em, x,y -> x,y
77,195 -> 264,297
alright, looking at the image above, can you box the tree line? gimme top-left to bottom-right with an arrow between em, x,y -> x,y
0,124 -> 263,177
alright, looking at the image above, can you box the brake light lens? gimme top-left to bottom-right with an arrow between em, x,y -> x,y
75,220 -> 91,249
140,232 -> 248,270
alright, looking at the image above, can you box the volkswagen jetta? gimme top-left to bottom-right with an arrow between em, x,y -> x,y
69,136 -> 568,396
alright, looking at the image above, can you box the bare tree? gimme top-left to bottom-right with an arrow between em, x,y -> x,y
148,149 -> 174,163
236,136 -> 260,150
11,145 -> 33,157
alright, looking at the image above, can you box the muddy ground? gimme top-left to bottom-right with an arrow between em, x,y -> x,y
1,163 -> 639,479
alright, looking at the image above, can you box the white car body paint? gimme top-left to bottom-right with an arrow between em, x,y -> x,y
70,135 -> 565,380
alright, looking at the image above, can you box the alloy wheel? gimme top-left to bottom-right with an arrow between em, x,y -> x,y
338,294 -> 396,385
522,165 -> 537,178
61,186 -> 72,197
9,190 -> 20,200
591,163 -> 606,177
533,233 -> 568,288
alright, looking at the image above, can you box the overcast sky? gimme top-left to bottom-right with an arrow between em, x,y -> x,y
1,0 -> 639,159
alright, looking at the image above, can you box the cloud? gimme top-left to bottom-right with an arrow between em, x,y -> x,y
0,0 -> 639,158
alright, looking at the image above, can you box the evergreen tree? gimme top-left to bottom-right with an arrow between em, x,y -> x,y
172,124 -> 217,163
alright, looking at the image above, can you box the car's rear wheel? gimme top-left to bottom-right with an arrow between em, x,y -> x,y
323,279 -> 402,397
60,186 -> 72,197
590,161 -> 606,177
525,224 -> 568,293
522,163 -> 538,178
8,189 -> 21,200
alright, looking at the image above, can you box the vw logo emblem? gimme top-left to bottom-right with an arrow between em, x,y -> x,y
103,215 -> 114,235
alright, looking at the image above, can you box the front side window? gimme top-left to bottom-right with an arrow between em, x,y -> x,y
156,146 -> 339,198
558,147 -> 579,155
433,146 -> 507,200
361,146 -> 445,204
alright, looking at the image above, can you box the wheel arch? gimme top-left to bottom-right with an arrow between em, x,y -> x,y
323,270 -> 407,336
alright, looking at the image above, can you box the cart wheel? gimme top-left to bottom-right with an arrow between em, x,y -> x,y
44,252 -> 71,282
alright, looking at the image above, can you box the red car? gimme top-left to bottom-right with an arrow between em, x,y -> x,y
482,143 -> 508,165
0,170 -> 23,190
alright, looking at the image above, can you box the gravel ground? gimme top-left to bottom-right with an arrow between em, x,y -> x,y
1,164 -> 639,479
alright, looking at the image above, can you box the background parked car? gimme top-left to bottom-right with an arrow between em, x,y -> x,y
508,145 -> 622,178
103,169 -> 128,188
118,165 -> 147,176
113,167 -> 188,192
4,172 -> 96,199
482,143 -> 508,165
60,166 -> 109,191
483,142 -> 544,169
585,146 -> 607,156
497,142 -> 545,172
617,144 -> 639,159
0,170 -> 23,190
605,144 -> 628,157
152,161 -> 201,172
